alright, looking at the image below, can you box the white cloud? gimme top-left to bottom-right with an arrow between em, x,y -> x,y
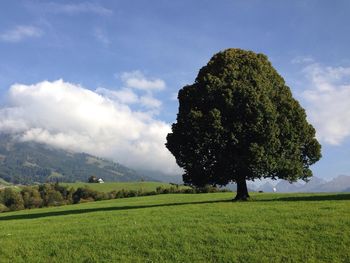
0,80 -> 180,174
140,95 -> 162,109
291,56 -> 314,64
102,70 -> 165,113
93,27 -> 110,45
96,87 -> 139,104
301,63 -> 350,145
96,84 -> 163,112
120,71 -> 166,91
43,2 -> 112,16
0,25 -> 43,42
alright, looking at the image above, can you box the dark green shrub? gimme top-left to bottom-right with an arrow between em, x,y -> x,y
115,189 -> 130,198
0,203 -> 8,212
156,186 -> 165,194
21,186 -> 43,209
126,190 -> 138,197
181,188 -> 196,194
72,187 -> 100,203
95,192 -> 108,201
46,190 -> 64,206
109,191 -> 117,199
2,188 -> 24,211
38,184 -> 64,206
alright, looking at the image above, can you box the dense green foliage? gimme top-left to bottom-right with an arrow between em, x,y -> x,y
0,184 -> 74,212
167,49 -> 321,199
0,134 -> 148,184
0,193 -> 349,262
62,181 -> 188,193
0,188 -> 24,211
0,182 -> 225,213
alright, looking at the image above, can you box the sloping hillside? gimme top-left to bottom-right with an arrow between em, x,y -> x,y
0,134 -> 149,184
316,175 -> 350,192
0,177 -> 12,188
1,193 -> 349,262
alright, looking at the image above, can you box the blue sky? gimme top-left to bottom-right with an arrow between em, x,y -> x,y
0,0 -> 350,179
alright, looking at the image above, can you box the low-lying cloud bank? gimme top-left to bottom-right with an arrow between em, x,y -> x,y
0,78 -> 180,174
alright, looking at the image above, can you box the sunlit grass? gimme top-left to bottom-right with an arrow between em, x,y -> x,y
0,192 -> 349,263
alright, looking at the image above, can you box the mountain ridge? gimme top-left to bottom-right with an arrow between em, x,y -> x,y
252,175 -> 350,193
0,134 -> 152,184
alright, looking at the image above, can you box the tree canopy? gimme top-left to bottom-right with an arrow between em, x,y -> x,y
166,48 -> 321,200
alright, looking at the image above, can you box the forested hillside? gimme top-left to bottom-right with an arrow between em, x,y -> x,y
0,134 -> 149,184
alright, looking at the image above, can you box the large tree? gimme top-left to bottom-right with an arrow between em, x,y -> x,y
166,48 -> 321,200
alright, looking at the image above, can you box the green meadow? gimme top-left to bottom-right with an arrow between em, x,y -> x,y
1,192 -> 349,263
62,181 -> 188,192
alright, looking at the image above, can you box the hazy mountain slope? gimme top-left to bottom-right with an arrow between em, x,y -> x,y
275,180 -> 302,192
0,177 -> 12,188
257,182 -> 275,192
316,175 -> 350,192
136,169 -> 183,184
252,176 -> 350,193
298,176 -> 326,192
0,134 -> 149,184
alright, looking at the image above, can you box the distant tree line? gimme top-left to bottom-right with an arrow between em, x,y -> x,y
0,183 -> 229,213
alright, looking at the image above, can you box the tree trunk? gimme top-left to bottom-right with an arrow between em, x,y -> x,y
234,177 -> 250,201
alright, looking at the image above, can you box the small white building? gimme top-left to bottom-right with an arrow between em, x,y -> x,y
97,178 -> 104,183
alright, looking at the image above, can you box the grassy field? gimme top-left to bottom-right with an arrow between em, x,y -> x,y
61,181 -> 187,193
0,192 -> 349,263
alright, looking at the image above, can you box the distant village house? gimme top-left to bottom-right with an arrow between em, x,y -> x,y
88,176 -> 104,183
97,178 -> 104,183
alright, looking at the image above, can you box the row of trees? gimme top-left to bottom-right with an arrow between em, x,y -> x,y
0,184 -> 75,212
0,183 -> 229,213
